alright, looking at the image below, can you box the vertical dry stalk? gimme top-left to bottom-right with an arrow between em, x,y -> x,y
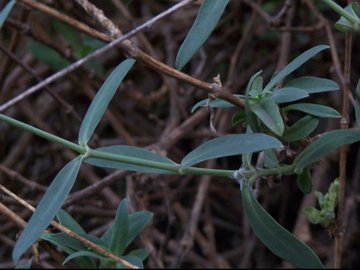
336,30 -> 352,269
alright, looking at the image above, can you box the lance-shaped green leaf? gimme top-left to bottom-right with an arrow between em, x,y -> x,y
63,251 -> 107,265
191,94 -> 243,113
127,211 -> 153,246
282,115 -> 319,142
241,182 -> 324,268
271,87 -> 309,104
78,59 -> 135,145
41,233 -> 85,252
128,248 -> 149,261
297,167 -> 312,194
110,200 -> 129,256
284,103 -> 341,118
263,45 -> 329,92
28,41 -> 71,71
355,78 -> 360,127
175,0 -> 229,70
117,255 -> 143,269
285,76 -> 339,94
13,156 -> 83,264
245,71 -> 263,133
251,97 -> 284,136
56,209 -> 85,234
84,145 -> 177,174
181,133 -> 283,167
0,0 -> 15,29
264,149 -> 279,168
294,129 -> 360,170
335,2 -> 360,33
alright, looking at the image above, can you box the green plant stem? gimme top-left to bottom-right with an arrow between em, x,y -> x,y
247,164 -> 295,185
88,148 -> 235,177
0,113 -> 85,154
321,0 -> 360,26
0,113 -> 297,180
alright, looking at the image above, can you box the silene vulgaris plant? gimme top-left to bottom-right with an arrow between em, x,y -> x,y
2,45 -> 359,269
2,0 -> 360,268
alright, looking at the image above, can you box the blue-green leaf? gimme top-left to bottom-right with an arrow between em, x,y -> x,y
284,103 -> 341,118
264,149 -> 279,168
241,182 -> 324,268
78,59 -> 135,145
63,250 -> 106,265
117,255 -> 143,269
85,145 -> 177,174
251,98 -> 284,136
355,78 -> 360,127
335,3 -> 360,33
13,156 -> 82,264
285,76 -> 339,94
110,200 -> 129,256
271,87 -> 309,104
294,129 -> 360,170
297,167 -> 312,194
128,248 -> 149,261
0,0 -> 15,29
263,45 -> 329,92
191,95 -> 243,113
56,209 -> 85,234
175,0 -> 229,70
282,115 -> 319,142
181,133 -> 283,167
41,232 -> 85,252
127,211 -> 153,246
245,71 -> 263,133
28,40 -> 71,71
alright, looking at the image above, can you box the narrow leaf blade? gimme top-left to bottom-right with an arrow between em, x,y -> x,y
271,87 -> 309,104
84,145 -> 177,174
12,157 -> 82,264
297,167 -> 312,194
294,129 -> 360,170
175,0 -> 229,70
63,251 -> 106,265
284,103 -> 341,118
41,232 -> 85,252
263,45 -> 329,92
285,76 -> 339,94
0,0 -> 15,29
241,182 -> 324,268
28,41 -> 71,71
127,211 -> 153,246
110,200 -> 129,256
181,134 -> 283,167
78,59 -> 135,145
251,98 -> 285,136
282,115 -> 319,142
56,209 -> 85,234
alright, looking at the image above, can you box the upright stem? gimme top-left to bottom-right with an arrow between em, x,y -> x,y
335,29 -> 352,268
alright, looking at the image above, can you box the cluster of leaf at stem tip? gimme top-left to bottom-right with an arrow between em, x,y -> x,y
1,0 -> 360,268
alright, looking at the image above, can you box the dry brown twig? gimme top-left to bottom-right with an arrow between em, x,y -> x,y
0,0 -> 243,113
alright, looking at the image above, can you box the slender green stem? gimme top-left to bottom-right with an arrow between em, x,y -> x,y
0,113 -> 85,154
321,0 -> 360,26
0,113 -> 297,180
88,148 -> 235,177
87,148 -> 181,172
